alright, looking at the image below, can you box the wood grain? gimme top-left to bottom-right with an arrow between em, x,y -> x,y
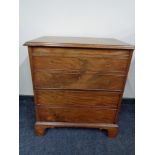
114,50 -> 134,123
24,36 -> 134,50
32,47 -> 130,58
25,36 -> 134,137
33,56 -> 129,73
35,121 -> 118,138
34,71 -> 125,90
35,90 -> 121,108
36,105 -> 117,123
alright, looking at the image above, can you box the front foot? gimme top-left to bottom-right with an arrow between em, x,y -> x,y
35,124 -> 46,136
107,127 -> 118,138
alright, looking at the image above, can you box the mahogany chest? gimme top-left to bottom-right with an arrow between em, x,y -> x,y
24,36 -> 134,138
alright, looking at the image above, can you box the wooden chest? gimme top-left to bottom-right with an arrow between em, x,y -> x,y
24,36 -> 134,138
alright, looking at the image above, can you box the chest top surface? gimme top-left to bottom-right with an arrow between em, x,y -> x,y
24,36 -> 134,50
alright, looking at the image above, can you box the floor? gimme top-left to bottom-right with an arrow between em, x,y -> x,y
19,97 -> 135,155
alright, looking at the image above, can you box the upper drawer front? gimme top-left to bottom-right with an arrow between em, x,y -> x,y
34,71 -> 125,91
32,47 -> 129,73
33,56 -> 128,73
32,47 -> 130,58
35,90 -> 121,108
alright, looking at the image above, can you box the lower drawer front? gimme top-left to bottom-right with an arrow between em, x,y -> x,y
35,90 -> 121,108
36,106 -> 117,123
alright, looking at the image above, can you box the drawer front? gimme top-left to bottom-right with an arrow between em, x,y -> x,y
34,71 -> 125,91
32,47 -> 130,58
33,56 -> 128,73
36,105 -> 117,123
35,90 -> 121,108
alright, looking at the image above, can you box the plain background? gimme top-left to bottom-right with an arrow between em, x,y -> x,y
19,0 -> 135,98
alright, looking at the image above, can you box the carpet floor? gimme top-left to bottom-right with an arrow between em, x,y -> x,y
19,97 -> 135,155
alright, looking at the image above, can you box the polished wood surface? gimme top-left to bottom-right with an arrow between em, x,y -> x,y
36,105 -> 117,123
25,36 -> 134,138
35,90 -> 121,108
24,36 -> 134,50
35,121 -> 118,137
34,71 -> 125,90
33,56 -> 129,73
32,47 -> 130,57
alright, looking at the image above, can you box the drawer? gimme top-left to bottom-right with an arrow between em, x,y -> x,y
34,71 -> 125,91
35,90 -> 121,108
33,56 -> 129,73
32,47 -> 130,58
36,105 -> 117,123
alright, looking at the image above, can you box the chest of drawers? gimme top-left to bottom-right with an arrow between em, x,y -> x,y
24,36 -> 134,138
